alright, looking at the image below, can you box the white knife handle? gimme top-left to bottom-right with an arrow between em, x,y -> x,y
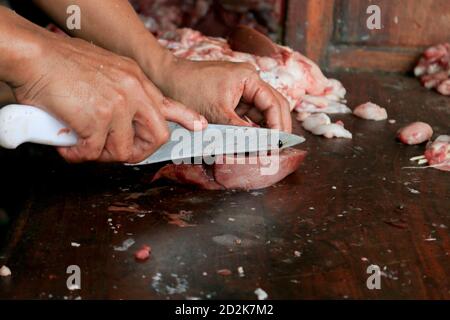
0,104 -> 78,149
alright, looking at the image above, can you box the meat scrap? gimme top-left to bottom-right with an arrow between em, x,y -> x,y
0,265 -> 11,277
397,122 -> 433,145
424,135 -> 450,171
158,28 -> 350,115
414,43 -> 450,96
353,102 -> 388,121
301,113 -> 352,139
134,245 -> 151,262
152,148 -> 307,190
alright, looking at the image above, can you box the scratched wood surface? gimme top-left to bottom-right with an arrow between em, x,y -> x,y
285,0 -> 450,72
0,72 -> 449,299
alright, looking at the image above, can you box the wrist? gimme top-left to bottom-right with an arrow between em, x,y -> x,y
0,9 -> 46,88
131,33 -> 178,92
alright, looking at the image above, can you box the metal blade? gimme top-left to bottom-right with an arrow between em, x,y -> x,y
131,122 -> 305,166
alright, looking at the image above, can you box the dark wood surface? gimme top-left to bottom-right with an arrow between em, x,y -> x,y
285,0 -> 450,72
0,72 -> 449,300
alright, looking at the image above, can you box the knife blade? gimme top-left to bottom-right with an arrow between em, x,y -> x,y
0,104 -> 305,165
134,122 -> 305,165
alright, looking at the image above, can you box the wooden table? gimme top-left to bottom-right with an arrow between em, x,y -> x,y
0,72 -> 449,299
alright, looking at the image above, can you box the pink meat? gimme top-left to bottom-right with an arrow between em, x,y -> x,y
152,148 -> 307,190
353,102 -> 388,121
397,122 -> 433,145
424,135 -> 450,171
414,43 -> 450,96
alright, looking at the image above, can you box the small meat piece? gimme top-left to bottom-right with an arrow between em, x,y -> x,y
397,122 -> 433,145
353,102 -> 388,121
301,113 -> 330,131
152,148 -> 307,190
310,123 -> 353,139
134,245 -> 151,262
0,265 -> 11,277
424,135 -> 450,171
217,269 -> 232,276
301,113 -> 352,139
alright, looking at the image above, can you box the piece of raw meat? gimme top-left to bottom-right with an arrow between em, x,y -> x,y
397,122 -> 433,145
309,123 -> 352,139
302,113 -> 331,131
158,28 -> 350,115
424,135 -> 450,171
152,148 -> 307,190
353,102 -> 388,121
414,43 -> 450,96
301,113 -> 352,139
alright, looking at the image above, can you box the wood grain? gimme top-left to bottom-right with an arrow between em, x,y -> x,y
284,0 -> 450,72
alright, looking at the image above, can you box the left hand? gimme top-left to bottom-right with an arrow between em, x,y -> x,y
154,59 -> 292,133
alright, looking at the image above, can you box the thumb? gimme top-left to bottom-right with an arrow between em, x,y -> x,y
160,97 -> 208,131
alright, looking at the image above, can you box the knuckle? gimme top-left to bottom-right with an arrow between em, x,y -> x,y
155,128 -> 170,146
96,103 -> 114,121
83,148 -> 102,161
120,73 -> 140,89
114,148 -> 132,162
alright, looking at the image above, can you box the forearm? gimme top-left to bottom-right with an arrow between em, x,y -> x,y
33,0 -> 174,87
0,7 -> 45,87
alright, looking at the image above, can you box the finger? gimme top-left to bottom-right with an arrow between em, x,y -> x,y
57,133 -> 106,163
270,87 -> 292,133
241,76 -> 284,130
128,104 -> 169,164
236,102 -> 264,124
160,97 -> 208,131
97,113 -> 135,163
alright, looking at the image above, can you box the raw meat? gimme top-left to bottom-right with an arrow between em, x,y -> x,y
302,113 -> 330,131
424,135 -> 450,171
414,43 -> 450,96
353,102 -> 388,121
131,0 -> 284,41
134,245 -> 151,261
158,28 -> 350,115
301,113 -> 352,139
0,265 -> 11,277
152,148 -> 307,190
397,122 -> 433,145
309,123 -> 352,139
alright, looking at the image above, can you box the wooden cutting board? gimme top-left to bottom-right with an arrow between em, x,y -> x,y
0,72 -> 448,299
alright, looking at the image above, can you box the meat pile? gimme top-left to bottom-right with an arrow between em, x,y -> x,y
158,28 -> 350,115
414,43 -> 450,96
130,0 -> 284,40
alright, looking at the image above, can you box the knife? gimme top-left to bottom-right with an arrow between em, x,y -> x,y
0,104 -> 305,165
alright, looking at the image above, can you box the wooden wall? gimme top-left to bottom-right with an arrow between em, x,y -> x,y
285,0 -> 450,72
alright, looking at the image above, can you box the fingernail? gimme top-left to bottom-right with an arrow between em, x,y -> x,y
200,115 -> 208,126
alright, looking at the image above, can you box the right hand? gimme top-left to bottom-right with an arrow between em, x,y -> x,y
12,33 -> 207,163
